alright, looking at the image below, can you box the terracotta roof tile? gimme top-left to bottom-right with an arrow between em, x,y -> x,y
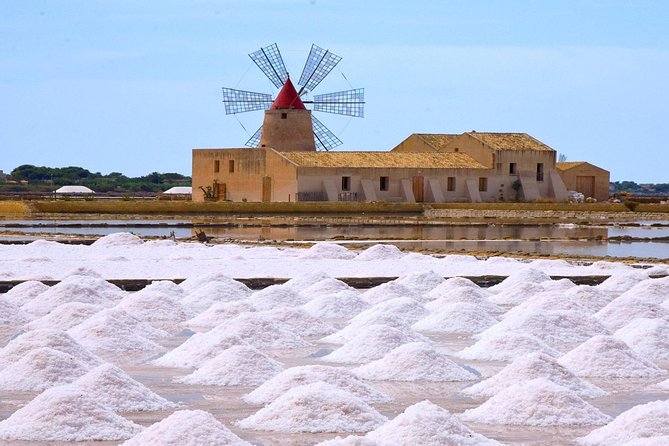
276,151 -> 488,169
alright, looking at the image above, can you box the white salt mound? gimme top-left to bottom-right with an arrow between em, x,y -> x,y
486,281 -> 545,306
315,436 -> 380,446
596,270 -> 650,294
301,243 -> 356,259
614,317 -> 669,360
180,280 -> 251,313
354,342 -> 477,382
121,409 -> 251,446
116,287 -> 193,329
153,331 -> 246,368
367,400 -> 501,446
577,399 -> 669,446
178,272 -> 250,295
355,244 -> 404,261
26,302 -> 103,331
455,331 -> 562,361
211,312 -> 308,349
263,307 -> 335,336
413,302 -> 499,334
238,382 -> 387,433
280,271 -> 332,291
0,347 -> 90,391
0,297 -> 31,326
460,378 -> 611,426
244,364 -> 391,405
3,280 -> 50,306
462,352 -> 605,398
177,345 -> 282,386
78,307 -> 169,339
300,277 -> 354,297
21,276 -> 118,316
62,266 -> 103,278
70,363 -> 175,412
184,301 -> 255,329
91,232 -> 143,247
559,335 -> 667,378
0,384 -> 142,441
68,312 -> 165,354
503,286 -> 613,319
322,324 -> 426,364
488,267 -> 551,293
250,285 -> 310,310
302,290 -> 370,319
425,287 -> 502,314
361,282 -> 419,305
392,270 -> 446,295
621,436 -> 669,446
0,328 -> 102,369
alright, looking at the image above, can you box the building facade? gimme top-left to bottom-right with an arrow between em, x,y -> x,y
556,162 -> 610,202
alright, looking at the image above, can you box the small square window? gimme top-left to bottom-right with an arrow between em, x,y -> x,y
281,113 -> 287,119
229,160 -> 235,173
379,176 -> 389,191
341,176 -> 351,191
479,177 -> 488,192
447,177 -> 456,191
536,163 -> 544,181
214,160 -> 220,173
509,163 -> 517,175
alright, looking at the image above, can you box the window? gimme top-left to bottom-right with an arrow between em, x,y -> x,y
509,163 -> 517,175
536,163 -> 544,181
341,176 -> 351,191
479,177 -> 488,192
229,160 -> 235,173
281,112 -> 287,119
447,177 -> 456,191
454,147 -> 459,152
379,176 -> 389,191
214,160 -> 220,173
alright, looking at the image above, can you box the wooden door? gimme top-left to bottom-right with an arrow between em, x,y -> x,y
576,176 -> 595,198
412,176 -> 424,202
262,176 -> 272,202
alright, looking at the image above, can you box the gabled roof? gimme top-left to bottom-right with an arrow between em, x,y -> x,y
54,185 -> 94,194
274,151 -> 488,169
465,132 -> 555,152
555,162 -> 587,171
413,134 -> 460,151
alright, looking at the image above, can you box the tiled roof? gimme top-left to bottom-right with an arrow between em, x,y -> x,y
556,162 -> 587,171
414,134 -> 460,151
466,132 -> 555,152
276,151 -> 488,169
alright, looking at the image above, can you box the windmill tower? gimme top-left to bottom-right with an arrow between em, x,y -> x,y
222,43 -> 364,152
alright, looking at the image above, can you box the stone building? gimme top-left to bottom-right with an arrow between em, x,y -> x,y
556,161 -> 610,202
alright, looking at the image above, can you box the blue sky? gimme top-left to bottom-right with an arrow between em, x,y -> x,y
1,0 -> 668,182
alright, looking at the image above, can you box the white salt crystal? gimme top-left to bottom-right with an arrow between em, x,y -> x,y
280,271 -> 332,290
244,364 -> 391,405
355,244 -> 404,261
596,270 -> 650,293
180,280 -> 251,313
455,331 -> 562,361
142,279 -> 185,297
559,335 -> 667,378
541,277 -> 578,291
460,378 -> 611,426
367,400 -> 502,446
153,331 -> 246,368
322,324 -> 427,364
81,307 -> 169,339
301,290 -> 370,319
116,286 -> 193,329
0,384 -> 142,441
315,436 -> 380,446
577,399 -> 669,446
391,270 -> 446,295
62,266 -> 103,278
487,267 -> 551,293
0,296 -> 31,327
361,282 -> 419,305
238,382 -> 387,433
486,281 -> 545,305
614,318 -> 669,360
184,301 -> 255,330
621,436 -> 669,446
211,312 -> 308,349
413,302 -> 499,334
177,345 -> 283,386
300,277 -> 355,297
354,342 -> 477,382
70,363 -> 175,412
26,302 -> 103,331
250,284 -> 311,311
3,280 -> 50,306
425,287 -> 502,314
262,307 -> 335,337
21,276 -> 119,316
301,243 -> 357,259
462,352 -> 605,398
91,232 -> 143,247
0,347 -> 90,391
178,272 -> 249,294
121,409 -> 251,446
596,294 -> 669,331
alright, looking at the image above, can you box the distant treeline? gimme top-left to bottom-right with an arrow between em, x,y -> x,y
1,164 -> 191,193
611,181 -> 669,196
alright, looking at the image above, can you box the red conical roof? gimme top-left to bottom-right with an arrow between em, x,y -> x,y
270,77 -> 306,110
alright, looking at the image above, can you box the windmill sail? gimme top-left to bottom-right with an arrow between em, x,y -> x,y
245,125 -> 263,148
222,88 -> 273,114
313,88 -> 365,117
311,115 -> 342,151
249,43 -> 289,89
297,44 -> 342,95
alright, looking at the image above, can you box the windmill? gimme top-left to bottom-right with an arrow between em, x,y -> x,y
222,43 -> 364,152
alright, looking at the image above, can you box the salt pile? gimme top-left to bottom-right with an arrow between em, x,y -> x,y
62,266 -> 104,279
249,285 -> 310,311
79,307 -> 169,339
177,345 -> 283,386
26,302 -> 103,331
486,281 -> 545,306
0,329 -> 102,369
355,244 -> 404,261
300,277 -> 355,297
153,332 -> 246,368
20,276 -> 119,316
366,400 -> 502,446
0,384 -> 142,441
70,363 -> 175,412
301,242 -> 357,259
425,287 -> 502,314
621,436 -> 669,446
91,231 -> 143,247
178,271 -> 250,294
263,307 -> 335,336
238,382 -> 387,433
0,347 -> 90,391
558,335 -> 666,378
322,324 -> 426,364
302,290 -> 370,319
460,378 -> 611,426
456,331 -> 562,361
354,342 -> 477,382
476,310 -> 610,347
595,296 -> 669,331
116,284 -> 193,329
614,318 -> 669,360
462,352 -> 605,398
180,280 -> 252,313
596,270 -> 650,294
0,296 -> 31,327
210,312 -> 308,349
121,410 -> 251,446
245,364 -> 390,404
541,277 -> 578,292
280,271 -> 332,290
184,300 -> 255,330
315,436 -> 380,445
487,267 -> 551,293
3,280 -> 50,306
503,286 -> 613,319
361,281 -> 419,305
577,399 -> 669,446
413,302 -> 499,333
391,270 -> 446,295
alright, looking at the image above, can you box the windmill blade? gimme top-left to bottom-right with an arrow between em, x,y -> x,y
222,88 -> 273,115
311,115 -> 342,152
313,88 -> 365,118
245,125 -> 263,148
249,43 -> 289,89
297,44 -> 342,95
